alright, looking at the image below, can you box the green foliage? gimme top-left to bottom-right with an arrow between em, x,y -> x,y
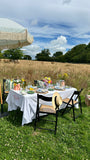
52,51 -> 63,62
2,48 -> 24,60
35,49 -> 52,61
23,55 -> 32,60
0,52 -> 3,58
53,51 -> 63,57
35,42 -> 90,63
64,43 -> 90,63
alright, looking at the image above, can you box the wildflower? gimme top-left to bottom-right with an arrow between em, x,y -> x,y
63,73 -> 69,79
21,78 -> 25,82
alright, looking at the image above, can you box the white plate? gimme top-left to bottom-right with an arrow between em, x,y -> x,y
54,86 -> 63,90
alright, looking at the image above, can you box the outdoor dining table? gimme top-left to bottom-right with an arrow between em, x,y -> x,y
6,87 -> 77,126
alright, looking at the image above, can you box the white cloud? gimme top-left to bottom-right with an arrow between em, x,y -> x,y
22,44 -> 41,59
50,36 -> 67,46
45,36 -> 67,54
22,36 -> 67,58
30,19 -> 38,26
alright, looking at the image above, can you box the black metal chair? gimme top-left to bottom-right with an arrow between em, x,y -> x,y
2,79 -> 9,104
3,78 -> 17,104
2,78 -> 14,117
0,84 -> 3,114
0,83 -> 9,118
34,92 -> 62,135
62,88 -> 83,121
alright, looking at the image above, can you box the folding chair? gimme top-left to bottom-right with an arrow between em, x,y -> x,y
34,92 -> 62,135
0,84 -> 9,117
62,88 -> 83,121
0,84 -> 3,114
2,79 -> 9,104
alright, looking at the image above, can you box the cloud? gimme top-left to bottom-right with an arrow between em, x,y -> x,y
22,36 -> 67,58
46,36 -> 67,54
62,0 -> 72,4
30,19 -> 38,26
50,36 -> 67,46
22,44 -> 41,59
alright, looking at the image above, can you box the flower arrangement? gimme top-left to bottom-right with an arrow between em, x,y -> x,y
12,79 -> 21,90
43,77 -> 52,87
13,78 -> 26,90
13,79 -> 21,84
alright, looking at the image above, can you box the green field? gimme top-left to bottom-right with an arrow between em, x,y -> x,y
0,96 -> 90,160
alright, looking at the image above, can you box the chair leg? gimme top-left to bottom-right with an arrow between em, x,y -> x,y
34,111 -> 38,131
37,112 -> 39,121
79,100 -> 82,114
34,118 -> 36,131
73,105 -> 75,121
55,112 -> 58,135
1,104 -> 3,114
61,107 -> 67,115
34,110 -> 40,131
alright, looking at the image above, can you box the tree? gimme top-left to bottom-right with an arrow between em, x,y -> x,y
2,48 -> 24,60
35,49 -> 51,61
0,51 -> 3,59
35,43 -> 90,63
52,51 -> 63,62
63,44 -> 89,63
23,55 -> 32,60
53,51 -> 63,58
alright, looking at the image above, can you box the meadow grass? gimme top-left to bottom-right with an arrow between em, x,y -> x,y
0,60 -> 90,159
0,59 -> 90,94
0,100 -> 90,160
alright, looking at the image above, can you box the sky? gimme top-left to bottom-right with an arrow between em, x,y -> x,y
0,0 -> 90,59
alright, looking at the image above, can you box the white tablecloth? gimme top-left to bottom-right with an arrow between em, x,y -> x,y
6,88 -> 77,126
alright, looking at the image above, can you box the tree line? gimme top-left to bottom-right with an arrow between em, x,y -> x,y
0,48 -> 32,60
35,43 -> 90,63
0,42 -> 90,63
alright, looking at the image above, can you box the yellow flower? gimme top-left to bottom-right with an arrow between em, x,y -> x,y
29,88 -> 34,91
48,77 -> 51,80
63,73 -> 69,78
14,83 -> 17,86
22,78 -> 25,82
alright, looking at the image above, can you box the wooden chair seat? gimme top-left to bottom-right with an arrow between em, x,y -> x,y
5,91 -> 9,94
40,104 -> 56,113
63,98 -> 77,105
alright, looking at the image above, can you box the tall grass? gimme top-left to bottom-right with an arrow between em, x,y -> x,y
0,59 -> 90,94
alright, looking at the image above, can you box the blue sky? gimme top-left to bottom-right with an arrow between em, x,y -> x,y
0,0 -> 90,59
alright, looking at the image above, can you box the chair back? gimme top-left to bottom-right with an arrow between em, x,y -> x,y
68,88 -> 83,105
37,93 -> 62,111
74,88 -> 83,101
37,94 -> 52,110
0,84 -> 3,105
